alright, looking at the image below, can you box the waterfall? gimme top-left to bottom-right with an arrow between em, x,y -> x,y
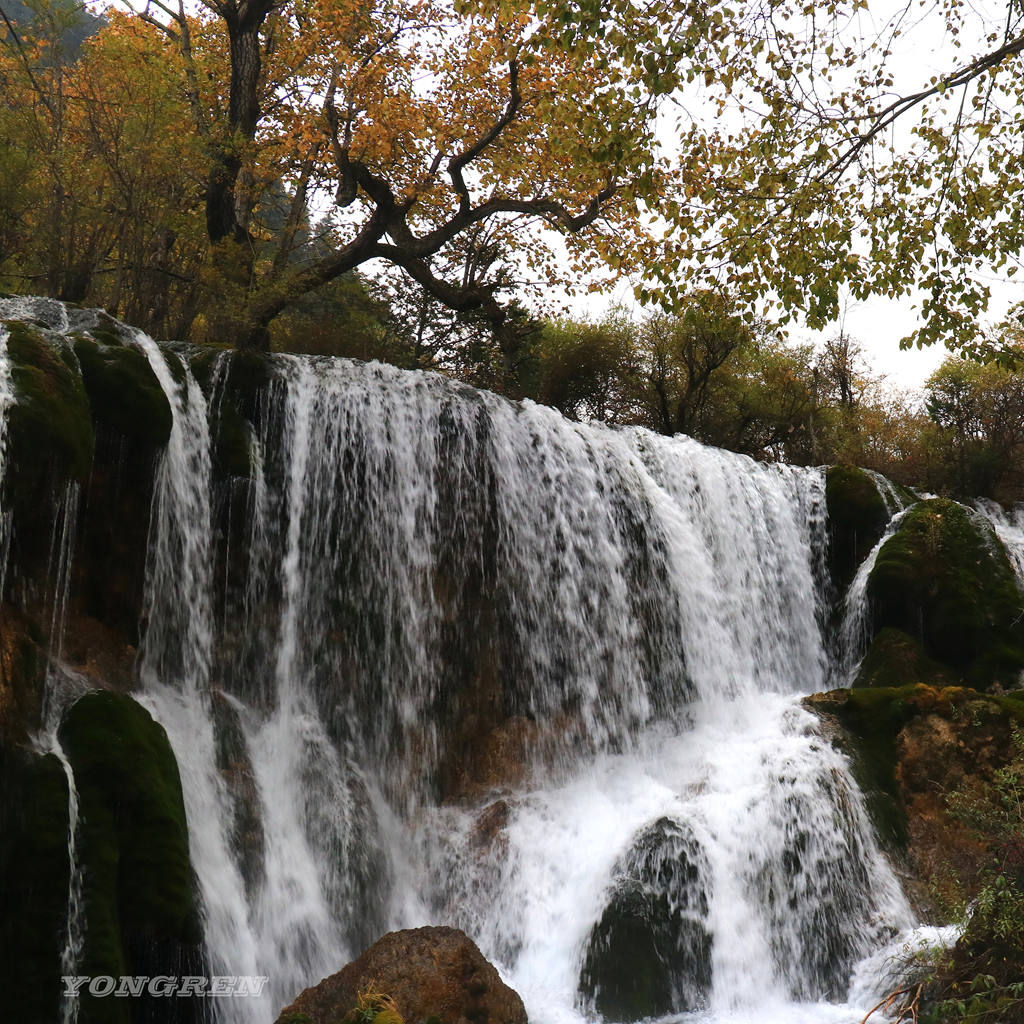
975,498 -> 1024,584
37,484 -> 89,1024
837,507 -> 913,682
865,469 -> 913,516
0,305 -> 927,1024
113,347 -> 915,1023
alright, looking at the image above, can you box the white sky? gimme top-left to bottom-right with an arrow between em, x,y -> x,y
569,0 -> 1022,395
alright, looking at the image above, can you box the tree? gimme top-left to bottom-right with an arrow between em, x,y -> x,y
636,294 -> 750,438
112,0 -> 662,348
646,0 -> 1024,356
535,311 -> 638,422
10,0 -> 1024,354
925,345 -> 1024,501
0,5 -> 207,333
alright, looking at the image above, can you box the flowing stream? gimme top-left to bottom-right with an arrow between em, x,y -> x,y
0,309 -> 942,1023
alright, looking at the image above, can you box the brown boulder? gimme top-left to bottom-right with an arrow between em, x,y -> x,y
274,926 -> 528,1024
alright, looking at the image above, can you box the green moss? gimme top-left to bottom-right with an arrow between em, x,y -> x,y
5,320 -> 94,484
58,691 -> 202,1024
809,685 -> 925,849
825,465 -> 891,590
73,336 -> 173,449
854,628 -> 955,690
213,399 -> 254,479
867,498 -> 1024,689
0,744 -> 73,1022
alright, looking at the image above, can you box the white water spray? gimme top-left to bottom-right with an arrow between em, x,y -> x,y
976,498 -> 1024,585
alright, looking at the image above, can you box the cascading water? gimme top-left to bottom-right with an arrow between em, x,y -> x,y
0,325 -> 14,590
837,507 -> 913,683
976,497 -> 1024,584
112,344 -> 918,1024
0,303 -> 933,1024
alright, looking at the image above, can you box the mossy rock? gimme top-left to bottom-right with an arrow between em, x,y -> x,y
806,684 -> 931,850
4,321 -> 94,482
579,817 -> 711,1020
854,628 -> 956,690
72,335 -> 172,450
0,743 -> 74,1022
867,499 -> 1024,689
211,691 -> 265,896
58,691 -> 205,1024
806,684 -> 1024,851
825,465 -> 891,590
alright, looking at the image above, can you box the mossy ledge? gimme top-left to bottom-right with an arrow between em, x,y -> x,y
853,627 -> 955,690
866,498 -> 1024,690
806,685 -> 1024,890
58,691 -> 206,1024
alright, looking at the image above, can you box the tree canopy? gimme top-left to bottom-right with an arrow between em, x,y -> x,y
3,0 -> 1024,352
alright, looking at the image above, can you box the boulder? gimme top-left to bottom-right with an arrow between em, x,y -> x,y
578,817 -> 712,1021
274,926 -> 527,1024
866,498 -> 1024,689
825,465 -> 890,589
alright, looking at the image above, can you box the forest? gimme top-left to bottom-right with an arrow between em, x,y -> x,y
2,0 -> 1024,506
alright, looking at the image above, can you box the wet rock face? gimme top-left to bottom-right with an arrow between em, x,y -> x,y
806,684 -> 1024,910
579,816 -> 712,1021
274,926 -> 528,1024
865,498 -> 1024,690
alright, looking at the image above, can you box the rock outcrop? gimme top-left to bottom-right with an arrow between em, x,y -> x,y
806,684 -> 1024,907
863,498 -> 1024,690
275,926 -> 528,1024
578,817 -> 711,1021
